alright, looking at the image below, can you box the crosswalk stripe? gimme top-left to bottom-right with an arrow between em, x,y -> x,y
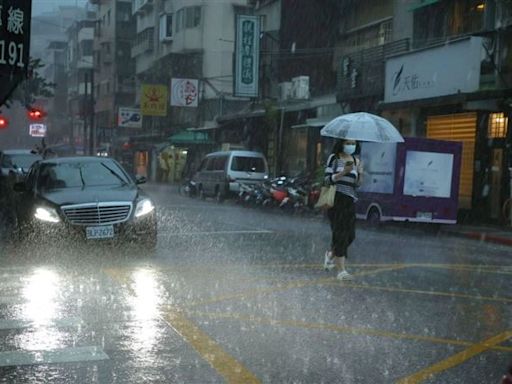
0,346 -> 109,367
0,318 -> 84,331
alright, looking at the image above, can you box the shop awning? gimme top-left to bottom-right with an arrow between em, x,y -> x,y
291,117 -> 338,129
408,0 -> 439,11
168,131 -> 214,145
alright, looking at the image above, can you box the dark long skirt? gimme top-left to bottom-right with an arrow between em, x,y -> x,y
327,192 -> 356,258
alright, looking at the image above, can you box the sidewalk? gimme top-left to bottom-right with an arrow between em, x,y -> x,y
440,224 -> 512,247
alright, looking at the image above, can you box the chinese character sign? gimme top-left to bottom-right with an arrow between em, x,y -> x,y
171,78 -> 199,107
234,15 -> 260,98
0,0 -> 31,76
141,84 -> 168,116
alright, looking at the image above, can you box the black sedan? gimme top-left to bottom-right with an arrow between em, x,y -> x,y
13,157 -> 157,248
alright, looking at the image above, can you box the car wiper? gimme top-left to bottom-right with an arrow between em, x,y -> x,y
101,163 -> 128,185
79,167 -> 86,188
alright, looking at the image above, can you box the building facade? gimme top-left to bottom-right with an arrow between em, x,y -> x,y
90,0 -> 136,148
67,13 -> 96,151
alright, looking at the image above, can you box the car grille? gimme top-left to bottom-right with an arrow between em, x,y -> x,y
61,203 -> 132,226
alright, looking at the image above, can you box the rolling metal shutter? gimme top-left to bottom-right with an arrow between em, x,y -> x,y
427,113 -> 477,209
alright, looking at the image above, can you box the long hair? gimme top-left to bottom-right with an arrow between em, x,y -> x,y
331,139 -> 347,155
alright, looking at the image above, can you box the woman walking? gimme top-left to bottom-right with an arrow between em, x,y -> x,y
323,139 -> 364,280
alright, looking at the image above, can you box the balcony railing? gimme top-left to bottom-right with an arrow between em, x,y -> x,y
337,38 -> 410,100
131,28 -> 154,58
132,0 -> 153,15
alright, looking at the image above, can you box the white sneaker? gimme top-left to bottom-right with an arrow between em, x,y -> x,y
323,251 -> 335,271
336,270 -> 354,281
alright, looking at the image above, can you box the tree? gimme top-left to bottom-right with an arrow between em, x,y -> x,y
3,58 -> 55,108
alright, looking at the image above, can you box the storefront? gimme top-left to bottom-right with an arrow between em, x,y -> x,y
380,37 -> 511,223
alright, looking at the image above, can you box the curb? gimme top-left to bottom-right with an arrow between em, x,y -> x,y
441,230 -> 512,247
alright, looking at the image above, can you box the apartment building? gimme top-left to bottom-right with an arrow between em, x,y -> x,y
67,13 -> 96,150
131,0 -> 250,137
89,0 -> 136,144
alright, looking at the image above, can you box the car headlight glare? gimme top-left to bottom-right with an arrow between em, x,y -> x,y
34,207 -> 60,223
135,199 -> 155,218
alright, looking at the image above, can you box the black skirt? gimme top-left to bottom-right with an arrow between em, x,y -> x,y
327,192 -> 356,258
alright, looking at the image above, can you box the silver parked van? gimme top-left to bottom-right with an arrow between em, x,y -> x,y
192,150 -> 269,201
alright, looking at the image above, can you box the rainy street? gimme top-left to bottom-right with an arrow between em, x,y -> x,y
0,183 -> 509,384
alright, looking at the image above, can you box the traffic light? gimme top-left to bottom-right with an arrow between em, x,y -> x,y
0,115 -> 8,129
27,107 -> 46,121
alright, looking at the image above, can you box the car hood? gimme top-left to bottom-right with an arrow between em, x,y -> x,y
41,185 -> 140,207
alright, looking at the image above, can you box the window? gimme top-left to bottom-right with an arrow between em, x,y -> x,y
488,113 -> 509,138
107,10 -> 111,26
175,6 -> 201,33
159,14 -> 173,41
213,157 -> 228,171
231,157 -> 266,173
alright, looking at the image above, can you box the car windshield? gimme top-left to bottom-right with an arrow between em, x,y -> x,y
231,156 -> 266,172
37,161 -> 130,190
2,154 -> 41,168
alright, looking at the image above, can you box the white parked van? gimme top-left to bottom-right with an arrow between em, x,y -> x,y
192,150 -> 269,201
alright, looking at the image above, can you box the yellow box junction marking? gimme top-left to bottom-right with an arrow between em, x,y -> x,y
187,311 -> 512,353
104,268 -> 260,384
396,331 -> 512,384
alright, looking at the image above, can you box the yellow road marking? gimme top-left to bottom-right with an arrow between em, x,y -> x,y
104,268 -> 261,384
164,310 -> 260,384
186,266 -> 407,308
329,282 -> 512,304
396,331 -> 512,384
187,311 -> 512,353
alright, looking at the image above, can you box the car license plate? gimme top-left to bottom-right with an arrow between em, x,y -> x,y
416,212 -> 433,220
86,225 -> 114,239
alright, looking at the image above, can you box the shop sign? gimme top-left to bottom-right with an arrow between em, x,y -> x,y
234,15 -> 260,98
141,84 -> 168,116
118,107 -> 142,128
171,78 -> 198,107
29,123 -> 46,137
0,0 -> 31,76
385,37 -> 483,103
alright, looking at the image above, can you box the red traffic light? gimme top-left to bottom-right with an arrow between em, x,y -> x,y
27,108 -> 45,120
0,115 -> 8,129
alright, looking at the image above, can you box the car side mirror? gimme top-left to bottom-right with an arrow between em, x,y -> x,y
13,182 -> 26,192
135,175 -> 147,185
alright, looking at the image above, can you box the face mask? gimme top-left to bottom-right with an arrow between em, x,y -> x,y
343,144 -> 356,155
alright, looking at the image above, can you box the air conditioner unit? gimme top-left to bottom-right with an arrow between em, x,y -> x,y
291,76 -> 310,100
278,82 -> 292,101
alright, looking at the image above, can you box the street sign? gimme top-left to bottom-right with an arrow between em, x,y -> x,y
171,78 -> 198,107
29,123 -> 47,137
141,84 -> 168,116
234,15 -> 260,98
0,0 -> 32,77
118,107 -> 142,128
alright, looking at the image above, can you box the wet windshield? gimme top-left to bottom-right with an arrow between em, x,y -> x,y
38,161 -> 130,189
0,0 -> 511,383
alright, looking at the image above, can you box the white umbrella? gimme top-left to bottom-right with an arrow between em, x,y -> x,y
320,112 -> 404,143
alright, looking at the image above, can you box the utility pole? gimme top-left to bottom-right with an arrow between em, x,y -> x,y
89,69 -> 95,156
84,71 -> 89,154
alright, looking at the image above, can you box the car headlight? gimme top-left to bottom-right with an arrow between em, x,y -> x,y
135,199 -> 155,218
34,207 -> 61,223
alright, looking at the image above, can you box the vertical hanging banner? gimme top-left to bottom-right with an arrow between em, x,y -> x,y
141,84 -> 168,116
234,15 -> 260,98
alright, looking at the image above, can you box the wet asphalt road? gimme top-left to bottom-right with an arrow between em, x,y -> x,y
0,183 -> 511,384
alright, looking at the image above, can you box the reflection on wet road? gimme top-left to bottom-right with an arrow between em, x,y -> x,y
0,183 -> 511,383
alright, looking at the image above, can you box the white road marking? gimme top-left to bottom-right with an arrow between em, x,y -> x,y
158,230 -> 274,237
0,346 -> 109,367
0,318 -> 84,331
